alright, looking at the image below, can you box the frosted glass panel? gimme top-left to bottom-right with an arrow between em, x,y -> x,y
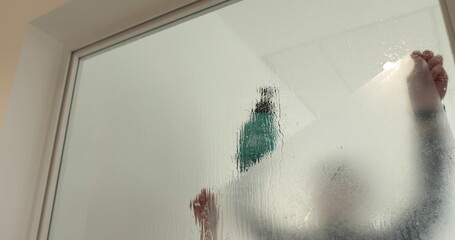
49,0 -> 455,239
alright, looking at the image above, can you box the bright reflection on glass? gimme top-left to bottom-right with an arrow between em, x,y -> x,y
48,0 -> 455,239
383,61 -> 396,70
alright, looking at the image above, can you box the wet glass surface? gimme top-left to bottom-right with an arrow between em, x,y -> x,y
49,0 -> 455,239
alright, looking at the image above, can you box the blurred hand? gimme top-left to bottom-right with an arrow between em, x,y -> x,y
408,50 -> 448,112
190,188 -> 218,240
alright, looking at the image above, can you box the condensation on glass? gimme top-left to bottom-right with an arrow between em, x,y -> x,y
48,0 -> 455,239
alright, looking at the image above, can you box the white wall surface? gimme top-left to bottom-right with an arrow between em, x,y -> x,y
0,0 -> 70,128
0,26 -> 66,240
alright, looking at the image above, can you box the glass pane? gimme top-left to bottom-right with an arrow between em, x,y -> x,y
49,0 -> 455,239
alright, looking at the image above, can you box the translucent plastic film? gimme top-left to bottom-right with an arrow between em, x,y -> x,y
48,0 -> 455,239
219,55 -> 455,240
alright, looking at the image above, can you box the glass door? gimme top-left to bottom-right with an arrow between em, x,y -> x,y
48,0 -> 455,239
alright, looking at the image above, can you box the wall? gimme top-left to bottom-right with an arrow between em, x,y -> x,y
0,0 -> 71,128
0,26 -> 66,240
0,2 -> 70,239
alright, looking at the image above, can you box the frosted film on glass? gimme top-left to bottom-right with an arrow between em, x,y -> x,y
48,0 -> 455,239
221,55 -> 454,240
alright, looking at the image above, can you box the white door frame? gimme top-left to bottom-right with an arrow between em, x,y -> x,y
9,0 -> 454,239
